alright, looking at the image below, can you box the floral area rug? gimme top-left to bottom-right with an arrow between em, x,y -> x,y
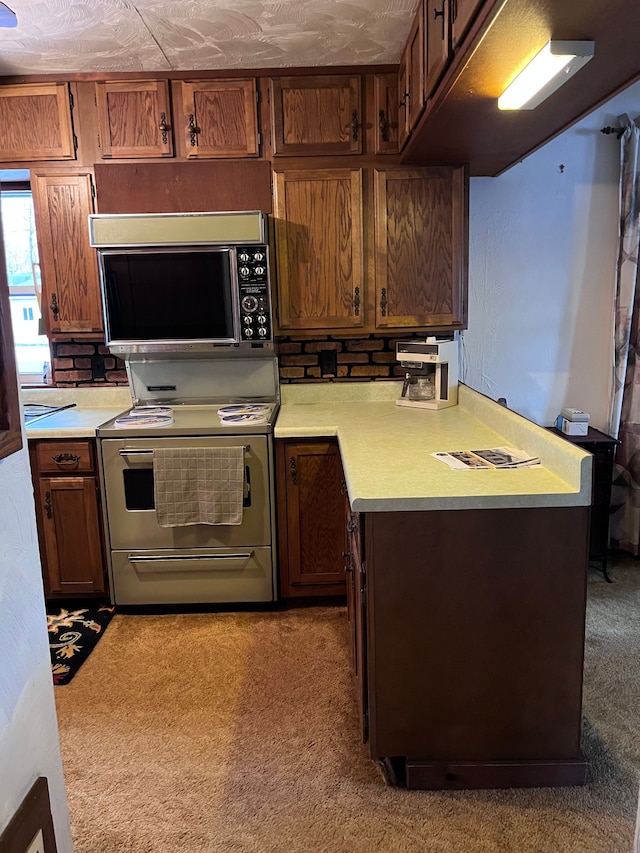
47,605 -> 116,685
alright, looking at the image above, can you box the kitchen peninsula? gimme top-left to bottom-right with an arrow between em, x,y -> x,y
276,382 -> 592,790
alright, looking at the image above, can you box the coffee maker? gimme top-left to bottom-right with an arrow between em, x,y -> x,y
396,338 -> 459,410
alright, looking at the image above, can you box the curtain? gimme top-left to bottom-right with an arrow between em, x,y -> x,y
609,114 -> 640,554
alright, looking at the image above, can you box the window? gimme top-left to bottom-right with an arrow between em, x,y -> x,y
0,172 -> 50,384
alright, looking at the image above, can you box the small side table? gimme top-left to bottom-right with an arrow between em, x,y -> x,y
548,426 -> 620,582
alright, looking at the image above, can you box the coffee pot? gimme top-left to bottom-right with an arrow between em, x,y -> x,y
396,339 -> 459,410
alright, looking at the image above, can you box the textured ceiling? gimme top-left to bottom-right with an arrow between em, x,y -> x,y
0,0 -> 414,75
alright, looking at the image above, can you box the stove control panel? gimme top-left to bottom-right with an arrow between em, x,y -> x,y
236,245 -> 273,341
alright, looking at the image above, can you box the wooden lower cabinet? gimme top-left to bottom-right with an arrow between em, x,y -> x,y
29,439 -> 107,598
359,505 -> 590,790
276,438 -> 346,598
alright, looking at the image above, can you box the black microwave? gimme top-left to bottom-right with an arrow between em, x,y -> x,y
88,212 -> 274,354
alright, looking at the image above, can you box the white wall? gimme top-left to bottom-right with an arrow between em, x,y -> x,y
0,426 -> 73,851
461,79 -> 640,431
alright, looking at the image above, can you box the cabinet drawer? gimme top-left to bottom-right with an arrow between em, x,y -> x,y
35,440 -> 94,474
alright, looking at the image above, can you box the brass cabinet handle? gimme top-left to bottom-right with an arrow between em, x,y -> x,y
289,457 -> 297,485
188,114 -> 200,146
44,491 -> 52,519
50,292 -> 59,319
351,110 -> 359,141
52,452 -> 81,467
354,286 -> 361,316
380,288 -> 388,317
159,112 -> 170,144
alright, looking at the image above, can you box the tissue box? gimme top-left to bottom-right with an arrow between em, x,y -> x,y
560,417 -> 588,436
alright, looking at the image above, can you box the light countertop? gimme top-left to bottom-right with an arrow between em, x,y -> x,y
22,387 -> 131,438
275,382 -> 592,512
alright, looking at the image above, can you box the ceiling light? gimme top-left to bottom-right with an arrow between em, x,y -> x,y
498,40 -> 595,111
0,2 -> 17,27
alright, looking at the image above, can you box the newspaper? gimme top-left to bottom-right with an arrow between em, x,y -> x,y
432,446 -> 540,470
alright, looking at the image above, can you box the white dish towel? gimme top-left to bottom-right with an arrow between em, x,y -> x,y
153,446 -> 244,527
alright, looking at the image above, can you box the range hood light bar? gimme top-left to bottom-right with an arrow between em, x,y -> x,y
498,40 -> 595,111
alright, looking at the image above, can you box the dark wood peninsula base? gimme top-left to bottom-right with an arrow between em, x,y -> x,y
355,504 -> 590,790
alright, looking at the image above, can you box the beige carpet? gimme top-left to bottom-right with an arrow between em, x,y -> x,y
55,558 -> 640,853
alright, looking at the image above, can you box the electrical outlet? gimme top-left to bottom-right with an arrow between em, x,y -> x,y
25,829 -> 45,853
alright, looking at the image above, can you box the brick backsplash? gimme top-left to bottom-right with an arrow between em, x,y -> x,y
276,333 -> 428,383
51,340 -> 128,386
49,334 -> 430,387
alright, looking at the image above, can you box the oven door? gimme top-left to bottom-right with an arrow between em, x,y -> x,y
99,435 -> 272,551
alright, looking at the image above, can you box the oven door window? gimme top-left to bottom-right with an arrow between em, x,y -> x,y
122,466 -> 252,510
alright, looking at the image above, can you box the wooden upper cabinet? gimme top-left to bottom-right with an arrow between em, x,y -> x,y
31,172 -> 103,338
177,79 -> 259,158
398,3 -> 426,149
273,168 -> 364,331
451,0 -> 484,50
374,166 -> 467,330
374,73 -> 399,155
95,80 -> 174,158
270,75 -> 362,156
0,83 -> 75,162
425,0 -> 451,99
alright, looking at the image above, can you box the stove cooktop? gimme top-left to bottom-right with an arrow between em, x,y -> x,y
97,402 -> 279,438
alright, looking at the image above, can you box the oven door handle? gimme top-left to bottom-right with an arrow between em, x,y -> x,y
129,552 -> 254,563
118,445 -> 251,457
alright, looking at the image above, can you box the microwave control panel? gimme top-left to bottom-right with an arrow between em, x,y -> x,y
236,245 -> 273,341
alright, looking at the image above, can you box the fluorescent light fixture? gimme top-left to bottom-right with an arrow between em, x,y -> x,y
0,2 -> 17,27
498,40 -> 594,110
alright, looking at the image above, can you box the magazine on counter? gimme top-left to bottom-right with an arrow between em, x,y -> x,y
431,446 -> 540,470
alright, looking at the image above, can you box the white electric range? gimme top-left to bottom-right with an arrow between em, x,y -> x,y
97,348 -> 280,607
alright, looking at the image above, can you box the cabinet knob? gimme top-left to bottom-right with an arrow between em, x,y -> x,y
350,110 -> 360,142
188,114 -> 200,147
379,109 -> 389,142
159,112 -> 170,144
399,91 -> 410,109
353,286 -> 361,316
433,3 -> 445,18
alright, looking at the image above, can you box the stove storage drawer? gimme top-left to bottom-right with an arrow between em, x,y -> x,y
100,435 -> 272,551
110,546 -> 274,604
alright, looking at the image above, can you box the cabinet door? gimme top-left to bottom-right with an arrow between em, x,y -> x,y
398,4 -> 426,150
31,172 -> 103,338
276,440 -> 346,597
451,0 -> 484,50
374,166 -> 467,329
374,73 -> 400,154
273,168 -> 364,331
0,83 -> 75,162
425,0 -> 451,99
95,80 -> 173,158
179,79 -> 259,158
270,76 -> 362,156
37,476 -> 106,597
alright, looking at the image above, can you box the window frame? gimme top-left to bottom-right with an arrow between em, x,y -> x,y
0,181 -> 23,459
1,178 -> 49,386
